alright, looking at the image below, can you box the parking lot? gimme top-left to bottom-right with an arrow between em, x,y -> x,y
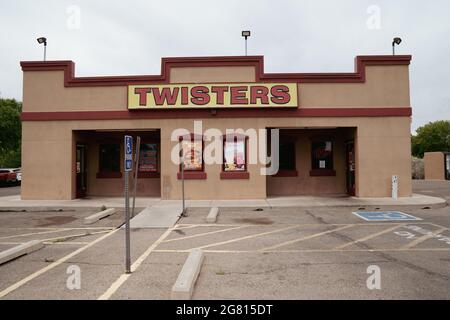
0,181 -> 449,300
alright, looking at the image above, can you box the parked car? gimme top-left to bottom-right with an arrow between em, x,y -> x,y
0,169 -> 17,186
13,168 -> 22,182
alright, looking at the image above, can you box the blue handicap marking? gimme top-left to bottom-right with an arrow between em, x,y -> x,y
353,211 -> 422,221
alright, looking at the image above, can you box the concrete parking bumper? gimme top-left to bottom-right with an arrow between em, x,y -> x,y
84,208 -> 117,225
171,249 -> 205,300
0,240 -> 44,265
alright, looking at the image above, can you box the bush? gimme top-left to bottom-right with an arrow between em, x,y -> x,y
411,157 -> 424,179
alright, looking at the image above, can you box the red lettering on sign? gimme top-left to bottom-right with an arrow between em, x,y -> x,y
134,87 -> 152,106
180,87 -> 189,105
270,85 -> 291,104
211,86 -> 229,105
152,87 -> 179,105
230,86 -> 248,104
250,86 -> 269,104
190,86 -> 210,105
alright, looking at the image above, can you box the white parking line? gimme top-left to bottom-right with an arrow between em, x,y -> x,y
334,224 -> 405,250
192,225 -> 300,250
0,228 -> 119,298
153,247 -> 450,253
98,226 -> 175,300
402,227 -> 447,249
259,225 -> 354,251
0,228 -> 73,240
163,226 -> 247,243
41,230 -> 111,243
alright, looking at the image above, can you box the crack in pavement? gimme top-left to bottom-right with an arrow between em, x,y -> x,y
304,210 -> 326,224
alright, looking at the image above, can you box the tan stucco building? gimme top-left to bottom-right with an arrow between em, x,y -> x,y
424,152 -> 450,180
20,55 -> 413,200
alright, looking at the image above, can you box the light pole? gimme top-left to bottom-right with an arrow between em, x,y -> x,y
37,37 -> 47,61
392,37 -> 402,55
242,31 -> 251,56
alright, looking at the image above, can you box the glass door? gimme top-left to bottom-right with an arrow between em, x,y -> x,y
346,141 -> 355,196
76,144 -> 87,198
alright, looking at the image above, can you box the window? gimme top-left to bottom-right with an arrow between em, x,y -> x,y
138,143 -> 159,178
178,134 -> 206,179
224,139 -> 246,171
97,143 -> 121,178
279,140 -> 296,171
221,135 -> 249,179
310,140 -> 335,176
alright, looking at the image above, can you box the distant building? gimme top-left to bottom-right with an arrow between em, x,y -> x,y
424,152 -> 450,180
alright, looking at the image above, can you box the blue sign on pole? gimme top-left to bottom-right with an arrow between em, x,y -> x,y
353,211 -> 422,222
124,135 -> 133,172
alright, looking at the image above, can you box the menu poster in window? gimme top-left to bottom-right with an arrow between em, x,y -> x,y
139,143 -> 158,172
224,140 -> 246,171
182,141 -> 203,170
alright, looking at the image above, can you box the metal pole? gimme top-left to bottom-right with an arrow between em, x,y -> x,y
132,136 -> 141,218
392,43 -> 395,56
44,43 -> 47,61
181,142 -> 185,216
125,170 -> 131,273
245,38 -> 248,56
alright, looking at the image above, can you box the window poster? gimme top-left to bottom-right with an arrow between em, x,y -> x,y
139,143 -> 158,172
312,141 -> 333,170
224,140 -> 246,171
182,140 -> 203,171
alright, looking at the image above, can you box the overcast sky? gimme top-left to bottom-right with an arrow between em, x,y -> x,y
0,0 -> 449,132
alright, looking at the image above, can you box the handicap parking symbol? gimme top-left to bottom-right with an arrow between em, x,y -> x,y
353,211 -> 422,221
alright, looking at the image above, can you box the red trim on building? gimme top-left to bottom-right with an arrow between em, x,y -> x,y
177,171 -> 207,180
137,172 -> 160,178
21,107 -> 412,121
20,55 -> 412,87
220,171 -> 250,180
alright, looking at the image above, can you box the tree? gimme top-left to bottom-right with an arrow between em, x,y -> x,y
412,120 -> 450,158
0,98 -> 22,167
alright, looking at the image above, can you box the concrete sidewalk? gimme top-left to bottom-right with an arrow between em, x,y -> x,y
130,203 -> 182,228
0,193 -> 446,210
152,193 -> 447,209
0,195 -> 160,209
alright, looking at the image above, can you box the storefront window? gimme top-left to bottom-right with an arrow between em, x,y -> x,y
279,140 -> 296,171
181,138 -> 203,171
139,143 -> 158,173
99,143 -> 120,175
311,140 -> 333,170
223,138 -> 246,172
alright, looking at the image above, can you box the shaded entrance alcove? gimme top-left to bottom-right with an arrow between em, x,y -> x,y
72,129 -> 161,198
266,127 -> 357,197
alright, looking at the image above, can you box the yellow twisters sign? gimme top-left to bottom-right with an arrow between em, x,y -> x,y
128,83 -> 298,109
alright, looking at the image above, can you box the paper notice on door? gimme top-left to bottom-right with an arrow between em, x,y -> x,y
325,141 -> 332,151
319,160 -> 326,168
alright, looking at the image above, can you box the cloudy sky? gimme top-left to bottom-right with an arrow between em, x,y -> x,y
0,0 -> 448,132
